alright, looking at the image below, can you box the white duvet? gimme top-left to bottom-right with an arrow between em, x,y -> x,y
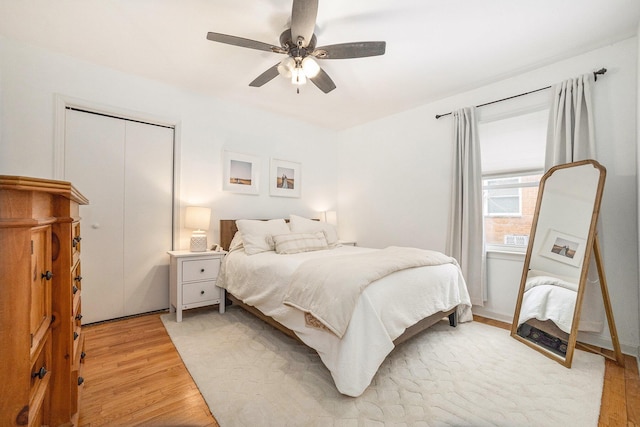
219,245 -> 472,397
517,272 -> 580,334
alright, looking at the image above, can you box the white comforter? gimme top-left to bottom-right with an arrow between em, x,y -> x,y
220,245 -> 472,397
284,247 -> 458,338
517,273 -> 579,334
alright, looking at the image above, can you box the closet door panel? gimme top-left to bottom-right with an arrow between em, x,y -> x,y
123,121 -> 173,315
64,110 -> 126,323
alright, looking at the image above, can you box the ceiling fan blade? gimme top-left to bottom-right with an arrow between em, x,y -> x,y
290,0 -> 318,48
207,32 -> 282,53
249,64 -> 281,87
314,41 -> 386,59
310,68 -> 336,93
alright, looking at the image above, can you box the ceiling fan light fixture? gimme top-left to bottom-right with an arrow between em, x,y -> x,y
291,66 -> 307,85
301,57 -> 320,78
277,57 -> 295,78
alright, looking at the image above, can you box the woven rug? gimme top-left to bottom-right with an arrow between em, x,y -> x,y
161,307 -> 604,427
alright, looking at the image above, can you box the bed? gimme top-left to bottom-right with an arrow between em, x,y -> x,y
218,217 -> 473,397
516,271 -> 579,336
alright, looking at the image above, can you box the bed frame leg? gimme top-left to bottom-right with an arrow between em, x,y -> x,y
448,311 -> 458,327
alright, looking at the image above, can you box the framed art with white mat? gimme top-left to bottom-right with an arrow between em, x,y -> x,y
222,151 -> 260,195
270,158 -> 300,198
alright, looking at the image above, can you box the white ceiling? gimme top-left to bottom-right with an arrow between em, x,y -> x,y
1,1 -> 639,130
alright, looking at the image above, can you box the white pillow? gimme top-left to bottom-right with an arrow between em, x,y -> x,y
273,232 -> 329,254
289,214 -> 338,247
236,219 -> 291,255
228,232 -> 244,252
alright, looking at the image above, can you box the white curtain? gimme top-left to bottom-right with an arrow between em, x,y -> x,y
446,107 -> 485,306
545,73 -> 595,169
545,73 -> 603,332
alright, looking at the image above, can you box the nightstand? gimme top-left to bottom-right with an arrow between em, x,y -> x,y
167,250 -> 227,322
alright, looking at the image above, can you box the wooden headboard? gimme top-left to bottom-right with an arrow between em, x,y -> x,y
220,220 -> 239,251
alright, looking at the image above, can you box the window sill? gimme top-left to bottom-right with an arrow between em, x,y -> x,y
486,247 -> 526,261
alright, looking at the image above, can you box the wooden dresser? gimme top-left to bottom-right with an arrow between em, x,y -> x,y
0,176 -> 88,426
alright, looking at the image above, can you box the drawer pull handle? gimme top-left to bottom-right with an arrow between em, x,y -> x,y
74,275 -> 83,282
72,236 -> 82,247
200,268 -> 205,273
78,376 -> 84,386
32,366 -> 48,380
81,351 -> 86,360
200,290 -> 205,295
74,332 -> 79,340
76,313 -> 83,321
73,286 -> 79,294
41,271 -> 53,280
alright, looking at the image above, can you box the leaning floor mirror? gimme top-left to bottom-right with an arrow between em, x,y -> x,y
510,159 -> 624,367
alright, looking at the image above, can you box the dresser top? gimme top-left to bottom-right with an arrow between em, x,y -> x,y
0,175 -> 88,204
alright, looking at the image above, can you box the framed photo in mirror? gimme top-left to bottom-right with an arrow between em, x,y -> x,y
538,229 -> 586,268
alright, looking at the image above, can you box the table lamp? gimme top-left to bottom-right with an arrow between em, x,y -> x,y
185,206 -> 211,252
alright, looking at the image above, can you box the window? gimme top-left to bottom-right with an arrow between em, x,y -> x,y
482,172 -> 542,249
479,109 -> 548,250
485,177 -> 521,216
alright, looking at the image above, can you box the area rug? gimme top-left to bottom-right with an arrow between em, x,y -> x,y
161,307 -> 604,427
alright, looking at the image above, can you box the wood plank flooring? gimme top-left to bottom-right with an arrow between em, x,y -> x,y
78,313 -> 218,426
78,311 -> 639,427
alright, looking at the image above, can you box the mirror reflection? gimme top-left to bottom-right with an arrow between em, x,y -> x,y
511,160 -> 605,365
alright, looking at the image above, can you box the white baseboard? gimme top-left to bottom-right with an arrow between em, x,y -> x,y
471,306 -> 513,324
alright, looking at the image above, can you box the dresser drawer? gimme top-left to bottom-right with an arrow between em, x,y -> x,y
182,258 -> 220,282
71,221 -> 82,264
182,280 -> 221,306
29,331 -> 51,414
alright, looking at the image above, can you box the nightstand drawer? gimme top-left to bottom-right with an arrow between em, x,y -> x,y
182,280 -> 220,306
182,258 -> 220,282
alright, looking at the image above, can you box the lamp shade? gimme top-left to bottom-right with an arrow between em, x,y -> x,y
325,211 -> 338,225
319,210 -> 338,225
185,206 -> 211,231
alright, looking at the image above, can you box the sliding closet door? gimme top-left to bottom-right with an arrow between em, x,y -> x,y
122,121 -> 173,316
65,110 -> 126,322
64,109 -> 173,323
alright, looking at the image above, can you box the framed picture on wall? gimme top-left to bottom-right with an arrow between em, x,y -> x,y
539,229 -> 587,268
222,151 -> 260,195
270,158 -> 301,198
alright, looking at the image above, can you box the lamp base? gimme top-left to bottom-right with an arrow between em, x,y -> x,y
190,232 -> 208,252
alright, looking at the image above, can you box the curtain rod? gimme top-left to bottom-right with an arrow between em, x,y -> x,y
435,68 -> 607,119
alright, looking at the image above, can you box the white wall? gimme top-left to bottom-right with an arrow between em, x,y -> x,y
338,37 -> 640,354
0,36 -> 340,249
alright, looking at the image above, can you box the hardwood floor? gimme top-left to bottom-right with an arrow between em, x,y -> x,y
78,312 -> 639,427
78,313 -> 218,426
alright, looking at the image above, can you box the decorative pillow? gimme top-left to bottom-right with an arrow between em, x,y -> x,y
228,231 -> 244,252
289,214 -> 338,247
273,232 -> 329,254
235,219 -> 291,255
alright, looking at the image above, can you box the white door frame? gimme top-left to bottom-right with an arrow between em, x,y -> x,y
53,94 -> 181,250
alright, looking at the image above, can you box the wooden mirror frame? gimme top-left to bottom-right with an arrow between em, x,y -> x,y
510,159 -> 623,367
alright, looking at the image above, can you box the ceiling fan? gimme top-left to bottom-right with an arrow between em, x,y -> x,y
206,0 -> 386,94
